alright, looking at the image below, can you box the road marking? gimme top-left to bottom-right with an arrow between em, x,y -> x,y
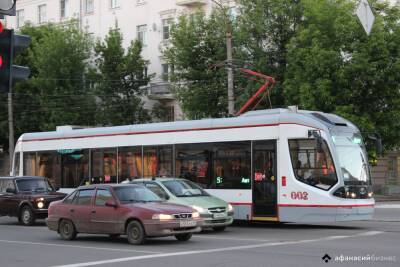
52,231 -> 383,267
194,235 -> 272,242
375,204 -> 400,209
0,239 -> 158,254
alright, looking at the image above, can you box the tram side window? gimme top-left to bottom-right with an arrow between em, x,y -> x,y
14,152 -> 20,176
61,149 -> 89,188
118,147 -> 142,181
37,152 -> 61,189
143,146 -> 173,178
23,152 -> 36,176
289,139 -> 337,190
211,141 -> 251,189
92,149 -> 117,184
175,143 -> 212,188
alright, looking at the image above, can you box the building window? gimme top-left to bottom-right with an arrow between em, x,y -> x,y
16,9 -> 24,28
162,18 -> 173,40
38,4 -> 47,24
60,0 -> 67,19
166,106 -> 174,122
84,0 -> 94,14
136,0 -> 146,5
162,64 -> 169,81
136,24 -> 147,46
288,139 -> 337,190
110,0 -> 120,9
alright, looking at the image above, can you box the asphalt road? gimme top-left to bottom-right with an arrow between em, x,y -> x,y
0,203 -> 399,267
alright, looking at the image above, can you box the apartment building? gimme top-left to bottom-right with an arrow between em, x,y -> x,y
4,0 -> 229,121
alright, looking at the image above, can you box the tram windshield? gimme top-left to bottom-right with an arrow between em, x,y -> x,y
332,133 -> 371,186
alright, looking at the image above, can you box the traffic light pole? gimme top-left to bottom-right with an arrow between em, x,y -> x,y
7,29 -> 14,172
8,91 -> 13,169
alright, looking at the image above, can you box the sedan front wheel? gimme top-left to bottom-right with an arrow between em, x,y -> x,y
175,233 -> 192,241
126,220 -> 146,245
59,219 -> 77,240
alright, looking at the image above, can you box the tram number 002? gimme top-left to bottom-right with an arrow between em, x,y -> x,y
291,191 -> 308,200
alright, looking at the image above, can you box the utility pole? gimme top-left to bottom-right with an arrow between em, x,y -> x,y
226,21 -> 234,116
212,0 -> 235,116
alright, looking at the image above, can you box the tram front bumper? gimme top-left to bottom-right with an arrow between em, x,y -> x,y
279,202 -> 375,223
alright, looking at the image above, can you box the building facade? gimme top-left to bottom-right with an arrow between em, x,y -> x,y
4,0 -> 229,121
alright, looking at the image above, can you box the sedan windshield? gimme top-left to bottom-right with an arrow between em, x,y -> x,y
16,178 -> 54,192
162,180 -> 209,197
333,133 -> 371,185
114,186 -> 162,204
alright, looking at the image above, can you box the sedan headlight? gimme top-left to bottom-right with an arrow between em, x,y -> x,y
228,204 -> 234,212
152,214 -> 174,220
191,205 -> 205,213
192,212 -> 200,218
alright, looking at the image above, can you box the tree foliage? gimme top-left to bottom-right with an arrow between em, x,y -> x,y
235,0 -> 303,108
166,0 -> 400,151
164,12 -> 228,119
10,23 -> 95,145
284,0 -> 400,150
92,28 -> 151,125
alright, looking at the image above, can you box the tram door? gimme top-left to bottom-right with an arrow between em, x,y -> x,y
252,140 -> 277,218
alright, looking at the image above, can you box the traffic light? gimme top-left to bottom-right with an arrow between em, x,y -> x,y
0,0 -> 16,17
0,21 -> 31,92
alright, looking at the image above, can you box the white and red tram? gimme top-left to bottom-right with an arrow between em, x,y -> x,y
12,107 -> 374,222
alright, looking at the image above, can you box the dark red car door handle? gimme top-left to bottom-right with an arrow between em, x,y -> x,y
91,210 -> 96,214
69,209 -> 74,212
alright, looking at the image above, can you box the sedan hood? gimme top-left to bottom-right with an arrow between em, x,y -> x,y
172,196 -> 228,209
124,201 -> 194,214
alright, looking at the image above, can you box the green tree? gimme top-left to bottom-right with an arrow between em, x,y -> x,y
0,22 -> 95,152
235,0 -> 303,108
165,12 -> 228,119
93,28 -> 151,125
284,0 -> 400,150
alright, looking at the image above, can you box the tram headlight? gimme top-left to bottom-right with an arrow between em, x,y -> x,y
350,192 -> 357,198
368,192 -> 373,198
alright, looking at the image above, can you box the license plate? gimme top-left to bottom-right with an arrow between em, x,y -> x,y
213,213 -> 227,219
179,220 -> 196,228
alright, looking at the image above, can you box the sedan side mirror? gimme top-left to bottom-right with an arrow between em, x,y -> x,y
105,200 -> 118,208
6,188 -> 16,194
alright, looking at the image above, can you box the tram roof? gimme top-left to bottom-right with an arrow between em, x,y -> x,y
18,108 -> 357,142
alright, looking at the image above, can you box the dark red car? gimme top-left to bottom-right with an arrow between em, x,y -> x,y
46,184 -> 202,244
0,176 -> 66,225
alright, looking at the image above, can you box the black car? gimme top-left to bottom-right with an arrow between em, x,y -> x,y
0,176 -> 67,225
